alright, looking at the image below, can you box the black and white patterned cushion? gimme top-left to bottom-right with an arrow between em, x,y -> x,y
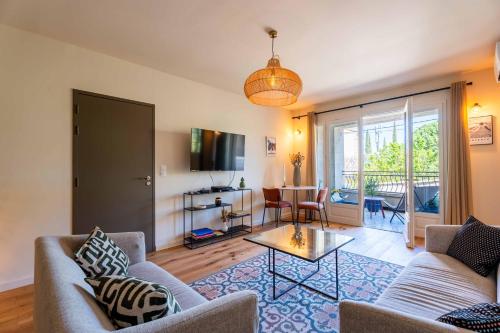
437,303 -> 500,332
74,226 -> 129,278
85,275 -> 182,328
446,216 -> 500,277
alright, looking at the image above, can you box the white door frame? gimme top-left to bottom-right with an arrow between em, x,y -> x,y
318,92 -> 448,247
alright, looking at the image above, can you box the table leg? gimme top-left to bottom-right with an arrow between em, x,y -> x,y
272,249 -> 276,299
335,250 -> 339,299
293,190 -> 298,225
269,249 -> 338,300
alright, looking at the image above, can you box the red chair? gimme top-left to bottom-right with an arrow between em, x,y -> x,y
297,187 -> 329,230
262,188 -> 293,227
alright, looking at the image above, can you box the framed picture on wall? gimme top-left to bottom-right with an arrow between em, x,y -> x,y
469,115 -> 493,145
266,136 -> 276,156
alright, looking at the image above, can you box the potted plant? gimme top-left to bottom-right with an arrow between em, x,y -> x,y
364,177 -> 378,197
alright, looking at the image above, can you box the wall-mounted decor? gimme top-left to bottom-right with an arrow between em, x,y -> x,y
469,115 -> 493,145
266,136 -> 276,156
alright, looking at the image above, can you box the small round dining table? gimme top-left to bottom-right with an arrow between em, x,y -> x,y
280,185 -> 317,223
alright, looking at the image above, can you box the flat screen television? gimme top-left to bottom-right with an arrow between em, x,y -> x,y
190,128 -> 245,171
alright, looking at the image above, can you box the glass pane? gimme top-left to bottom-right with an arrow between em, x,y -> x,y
363,110 -> 406,233
329,123 -> 358,205
412,108 -> 440,214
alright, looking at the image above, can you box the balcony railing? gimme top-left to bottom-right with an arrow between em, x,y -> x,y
337,170 -> 440,213
342,170 -> 439,194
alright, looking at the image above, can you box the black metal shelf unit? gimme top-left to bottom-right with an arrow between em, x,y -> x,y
182,188 -> 253,249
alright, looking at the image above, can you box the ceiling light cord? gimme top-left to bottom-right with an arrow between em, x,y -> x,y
271,35 -> 275,58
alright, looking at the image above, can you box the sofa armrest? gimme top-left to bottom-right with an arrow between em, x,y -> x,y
121,290 -> 259,333
339,300 -> 471,333
425,225 -> 461,254
107,232 -> 146,265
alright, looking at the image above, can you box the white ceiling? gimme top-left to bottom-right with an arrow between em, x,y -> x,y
1,0 -> 499,110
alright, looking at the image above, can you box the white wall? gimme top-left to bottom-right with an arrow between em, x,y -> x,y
0,24 -> 293,291
292,67 -> 500,228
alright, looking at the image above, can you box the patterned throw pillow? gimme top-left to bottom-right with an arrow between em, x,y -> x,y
447,216 -> 500,277
437,303 -> 500,332
86,275 -> 182,328
74,226 -> 129,278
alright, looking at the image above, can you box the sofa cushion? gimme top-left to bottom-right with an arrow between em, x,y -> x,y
74,226 -> 129,278
375,252 -> 496,319
128,261 -> 207,310
447,216 -> 500,277
437,303 -> 500,332
86,275 -> 182,328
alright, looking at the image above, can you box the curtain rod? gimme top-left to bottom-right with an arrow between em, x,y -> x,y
292,81 -> 473,120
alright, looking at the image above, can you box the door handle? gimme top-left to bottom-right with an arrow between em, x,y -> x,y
144,176 -> 152,186
144,176 -> 152,181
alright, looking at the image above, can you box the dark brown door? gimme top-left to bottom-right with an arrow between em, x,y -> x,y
73,90 -> 155,252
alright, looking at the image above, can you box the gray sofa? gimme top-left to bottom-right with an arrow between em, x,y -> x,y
34,232 -> 259,333
340,225 -> 499,333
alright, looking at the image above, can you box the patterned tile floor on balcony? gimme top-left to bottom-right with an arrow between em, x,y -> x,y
363,209 -> 405,233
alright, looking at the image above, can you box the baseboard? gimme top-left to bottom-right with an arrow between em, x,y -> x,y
0,275 -> 33,293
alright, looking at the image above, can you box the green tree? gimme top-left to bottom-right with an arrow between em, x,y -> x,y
413,122 -> 439,173
364,121 -> 439,173
365,142 -> 405,173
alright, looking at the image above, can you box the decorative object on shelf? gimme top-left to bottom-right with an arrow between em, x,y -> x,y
194,204 -> 207,210
244,30 -> 302,107
239,177 -> 246,188
469,115 -> 493,145
290,225 -> 305,248
215,197 -> 222,206
191,228 -> 214,240
266,136 -> 276,156
289,152 -> 305,186
221,207 -> 229,232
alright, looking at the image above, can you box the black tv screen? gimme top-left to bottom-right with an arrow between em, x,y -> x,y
190,128 -> 245,171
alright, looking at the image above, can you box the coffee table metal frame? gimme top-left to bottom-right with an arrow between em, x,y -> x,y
246,235 -> 354,300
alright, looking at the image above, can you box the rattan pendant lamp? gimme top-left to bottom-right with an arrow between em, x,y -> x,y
244,30 -> 302,106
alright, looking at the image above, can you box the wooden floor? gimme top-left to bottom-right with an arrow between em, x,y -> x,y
0,222 -> 424,333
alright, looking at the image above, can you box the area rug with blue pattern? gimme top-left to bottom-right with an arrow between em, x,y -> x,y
189,250 -> 403,333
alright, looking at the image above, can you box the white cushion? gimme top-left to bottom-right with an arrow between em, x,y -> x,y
376,252 -> 496,319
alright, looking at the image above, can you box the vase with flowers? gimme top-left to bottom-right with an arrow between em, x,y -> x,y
289,152 -> 305,186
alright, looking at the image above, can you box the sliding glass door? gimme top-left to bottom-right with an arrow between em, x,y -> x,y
319,92 -> 447,247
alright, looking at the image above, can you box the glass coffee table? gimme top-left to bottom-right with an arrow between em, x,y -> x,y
244,225 -> 354,300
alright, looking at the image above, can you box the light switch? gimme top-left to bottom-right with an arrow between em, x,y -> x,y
159,164 -> 167,176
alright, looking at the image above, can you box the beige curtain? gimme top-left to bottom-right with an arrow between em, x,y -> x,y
444,81 -> 473,225
306,112 -> 317,187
